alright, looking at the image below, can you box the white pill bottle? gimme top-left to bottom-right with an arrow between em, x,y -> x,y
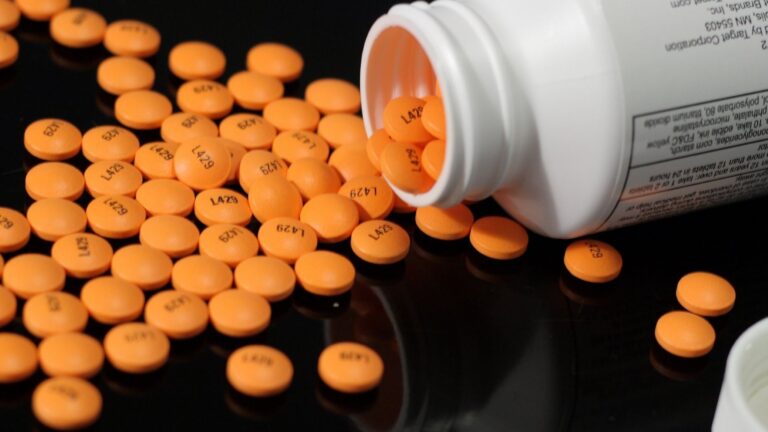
361,0 -> 768,238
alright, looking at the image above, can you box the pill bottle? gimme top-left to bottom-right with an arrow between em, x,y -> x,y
361,0 -> 768,238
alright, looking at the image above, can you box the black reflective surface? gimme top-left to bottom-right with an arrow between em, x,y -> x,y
1,1 -> 767,431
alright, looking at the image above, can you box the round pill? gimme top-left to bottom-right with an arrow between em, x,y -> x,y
317,114 -> 367,149
169,40 -> 226,80
139,215 -> 199,258
209,289 -> 271,337
338,175 -> 395,221
415,204 -> 474,241
84,160 -> 143,197
23,291 -> 88,338
0,207 -> 30,252
135,179 -> 194,217
422,139 -> 445,180
380,141 -> 431,193
133,141 -> 180,180
272,130 -> 329,164
177,79 -> 234,120
97,56 -> 155,96
350,220 -> 410,265
81,125 -> 140,163
263,98 -> 320,132
257,217 -> 317,264
115,90 -> 173,130
227,70 -> 284,110
563,239 -> 622,283
676,272 -> 736,317
103,19 -> 161,58
161,112 -> 218,145
221,138 -> 246,184
239,150 -> 287,192
38,332 -> 103,378
173,136 -> 232,191
194,188 -> 250,227
383,96 -> 432,144
227,345 -> 293,397
0,285 -> 16,327
300,194 -> 359,243
85,195 -> 146,239
247,175 -> 303,223
318,342 -> 383,393
25,162 -> 84,201
33,376 -> 101,430
421,96 -> 446,140
365,129 -> 392,171
103,322 -> 170,373
143,290 -> 208,339
51,232 -> 113,278
27,198 -> 86,241
469,216 -> 528,260
234,256 -> 295,302
199,224 -> 259,268
329,144 -> 380,183
295,251 -> 355,296
220,114 -> 277,151
0,333 -> 37,382
49,7 -> 106,48
80,276 -> 144,324
286,158 -> 341,201
655,311 -> 715,358
24,118 -> 82,161
246,42 -> 303,82
172,255 -> 232,300
3,253 -> 65,299
0,31 -> 17,68
305,78 -> 360,115
111,244 -> 172,290
16,0 -> 68,21
0,1 -> 20,32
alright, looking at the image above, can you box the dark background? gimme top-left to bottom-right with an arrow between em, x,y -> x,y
1,1 -> 767,431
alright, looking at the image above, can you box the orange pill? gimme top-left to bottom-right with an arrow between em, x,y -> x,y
365,129 -> 393,171
0,285 -> 16,327
96,56 -> 155,96
257,217 -> 317,264
247,175 -> 303,223
338,175 -> 395,221
16,0 -> 68,21
295,251 -> 355,296
81,125 -> 140,163
172,255 -> 233,300
24,118 -> 82,161
135,179 -> 195,217
305,78 -> 360,115
23,291 -> 88,338
25,162 -> 84,201
38,332 -> 104,378
239,150 -> 287,192
318,342 -> 383,393
173,136 -> 232,191
111,244 -> 172,290
80,276 -> 144,324
272,130 -> 330,164
103,322 -> 170,373
329,144 -> 380,183
26,198 -> 86,241
655,311 -> 715,358
227,70 -> 284,110
300,194 -> 359,243
469,216 -> 528,260
139,215 -> 199,258
383,96 -> 432,144
51,232 -> 113,278
161,112 -> 218,145
563,239 -> 622,283
227,345 -> 293,397
198,224 -> 259,268
209,289 -> 271,337
676,272 -> 736,317
2,253 -> 65,299
350,220 -> 410,265
286,158 -> 341,201
422,139 -> 445,180
33,377 -> 101,430
84,160 -> 143,197
194,188 -> 250,227
0,333 -> 37,382
169,40 -> 226,80
380,141 -> 431,193
263,98 -> 320,132
246,42 -> 303,82
177,79 -> 234,120
421,96 -> 446,140
317,114 -> 368,149
49,7 -> 106,48
219,113 -> 277,151
133,141 -> 180,180
219,138 -> 247,183
415,204 -> 474,241
143,289 -> 208,339
85,195 -> 146,239
115,90 -> 173,130
234,256 -> 295,302
0,207 -> 30,252
103,19 -> 161,58
0,1 -> 20,32
0,31 -> 17,68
